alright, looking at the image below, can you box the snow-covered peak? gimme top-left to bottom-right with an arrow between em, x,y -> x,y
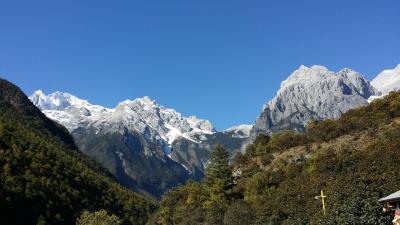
224,124 -> 253,138
30,90 -> 215,147
296,65 -> 328,71
29,90 -> 110,131
370,64 -> 400,96
187,116 -> 215,134
116,96 -> 160,115
30,90 -> 91,111
134,96 -> 158,108
118,96 -> 157,107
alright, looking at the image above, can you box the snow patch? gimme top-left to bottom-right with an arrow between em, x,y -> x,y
370,64 -> 400,99
163,144 -> 172,155
224,124 -> 253,138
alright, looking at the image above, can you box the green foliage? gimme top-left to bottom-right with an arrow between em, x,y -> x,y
243,172 -> 268,204
76,210 -> 122,225
149,145 -> 235,225
205,144 -> 232,186
0,79 -> 156,225
204,145 -> 233,208
307,91 -> 400,142
267,130 -> 307,152
149,91 -> 400,225
223,200 -> 255,225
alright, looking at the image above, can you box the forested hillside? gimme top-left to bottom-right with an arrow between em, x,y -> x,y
149,92 -> 400,225
0,79 -> 156,225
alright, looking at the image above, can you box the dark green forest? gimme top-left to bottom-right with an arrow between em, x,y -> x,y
0,79 -> 156,225
149,92 -> 400,225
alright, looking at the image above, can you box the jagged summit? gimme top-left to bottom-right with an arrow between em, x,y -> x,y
280,65 -> 373,97
250,65 -> 378,139
118,96 -> 158,110
30,89 -> 91,110
279,65 -> 329,90
29,90 -> 215,146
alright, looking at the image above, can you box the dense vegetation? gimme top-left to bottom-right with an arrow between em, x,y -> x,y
149,92 -> 400,225
0,79 -> 156,225
76,210 -> 122,225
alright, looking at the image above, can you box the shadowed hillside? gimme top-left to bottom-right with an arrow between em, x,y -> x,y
0,79 -> 157,225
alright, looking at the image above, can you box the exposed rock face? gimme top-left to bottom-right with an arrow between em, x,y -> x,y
170,130 -> 250,180
250,65 -> 378,139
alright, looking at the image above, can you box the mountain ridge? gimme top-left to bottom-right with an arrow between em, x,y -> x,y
30,91 -> 215,146
249,65 -> 379,140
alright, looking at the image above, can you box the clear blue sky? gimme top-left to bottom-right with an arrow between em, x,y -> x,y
1,0 -> 399,130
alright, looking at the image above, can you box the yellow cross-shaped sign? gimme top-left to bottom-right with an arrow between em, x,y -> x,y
315,190 -> 327,215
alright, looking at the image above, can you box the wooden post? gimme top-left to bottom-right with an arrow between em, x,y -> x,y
321,190 -> 326,215
315,190 -> 327,216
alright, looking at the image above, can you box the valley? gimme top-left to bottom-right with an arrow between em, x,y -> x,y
28,64 -> 400,199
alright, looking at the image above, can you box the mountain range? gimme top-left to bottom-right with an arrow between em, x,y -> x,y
29,91 -> 250,198
29,64 -> 400,198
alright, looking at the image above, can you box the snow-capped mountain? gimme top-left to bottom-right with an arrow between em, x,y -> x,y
30,90 -> 111,131
30,90 -> 95,111
223,124 -> 253,138
250,65 -> 378,139
30,90 -> 220,198
369,64 -> 400,102
30,90 -> 215,150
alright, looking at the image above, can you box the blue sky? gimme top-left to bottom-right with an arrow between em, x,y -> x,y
1,0 -> 399,130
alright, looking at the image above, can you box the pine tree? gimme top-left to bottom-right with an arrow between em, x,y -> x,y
204,144 -> 233,208
205,144 -> 232,187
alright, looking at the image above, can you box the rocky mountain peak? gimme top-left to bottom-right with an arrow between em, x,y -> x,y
250,65 -> 377,139
30,90 -> 93,111
280,65 -> 330,90
116,96 -> 157,112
